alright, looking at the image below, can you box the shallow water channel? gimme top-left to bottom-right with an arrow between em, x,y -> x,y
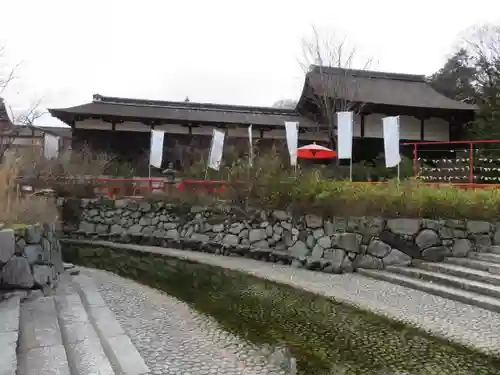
63,244 -> 500,375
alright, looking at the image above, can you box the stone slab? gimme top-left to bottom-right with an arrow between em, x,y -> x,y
81,289 -> 106,307
19,297 -> 62,351
106,334 -> 149,375
66,338 -> 114,375
32,265 -> 54,286
415,261 -> 500,287
0,296 -> 20,333
358,269 -> 500,313
17,345 -> 71,375
54,294 -> 88,325
0,332 -> 18,375
88,306 -> 125,337
386,266 -> 500,299
72,273 -> 149,374
0,229 -> 15,263
0,256 -> 34,288
61,321 -> 99,344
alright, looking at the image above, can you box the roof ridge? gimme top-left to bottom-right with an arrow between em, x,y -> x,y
310,65 -> 426,82
92,94 -> 297,115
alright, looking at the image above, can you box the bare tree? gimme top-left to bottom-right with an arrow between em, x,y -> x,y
0,45 -> 18,96
298,27 -> 372,151
0,45 -> 45,160
272,99 -> 298,109
462,24 -> 500,115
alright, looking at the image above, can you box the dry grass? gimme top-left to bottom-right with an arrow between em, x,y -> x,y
0,158 -> 58,225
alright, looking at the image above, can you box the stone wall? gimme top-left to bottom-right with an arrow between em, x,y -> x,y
64,198 -> 498,273
0,223 -> 63,294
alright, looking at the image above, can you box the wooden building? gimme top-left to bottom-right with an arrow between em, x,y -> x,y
48,66 -> 477,171
0,98 -> 72,154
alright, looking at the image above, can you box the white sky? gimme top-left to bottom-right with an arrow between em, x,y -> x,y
0,0 -> 499,126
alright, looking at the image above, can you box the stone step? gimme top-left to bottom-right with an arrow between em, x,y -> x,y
413,260 -> 500,287
443,257 -> 499,273
72,273 -> 149,375
358,269 -> 500,313
54,293 -> 115,375
0,294 -> 22,375
385,265 -> 500,299
17,296 -> 71,375
468,252 -> 500,264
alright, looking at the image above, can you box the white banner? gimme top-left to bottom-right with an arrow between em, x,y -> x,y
382,116 -> 401,168
43,134 -> 59,159
248,124 -> 253,167
336,111 -> 353,159
285,121 -> 299,166
149,130 -> 165,168
208,129 -> 225,171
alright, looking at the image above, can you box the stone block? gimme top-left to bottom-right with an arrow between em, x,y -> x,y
26,225 -> 43,244
366,239 -> 391,258
249,229 -> 266,243
467,220 -> 492,235
451,238 -> 472,257
0,256 -> 34,288
422,246 -> 450,262
383,249 -> 412,266
0,229 -> 15,264
386,218 -> 420,236
353,254 -> 383,269
415,229 -> 441,250
78,222 -> 96,234
32,265 -> 54,286
305,214 -> 322,228
336,233 -> 362,253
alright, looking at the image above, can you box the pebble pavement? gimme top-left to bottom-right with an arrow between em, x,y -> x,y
81,267 -> 289,375
80,241 -> 500,356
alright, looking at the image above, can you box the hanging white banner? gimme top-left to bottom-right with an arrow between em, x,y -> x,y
149,130 -> 165,168
208,129 -> 225,171
43,134 -> 60,159
383,116 -> 401,168
248,124 -> 253,167
285,121 -> 299,166
336,111 -> 353,159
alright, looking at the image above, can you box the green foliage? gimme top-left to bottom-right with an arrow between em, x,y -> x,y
429,25 -> 500,143
63,244 -> 500,375
154,148 -> 500,220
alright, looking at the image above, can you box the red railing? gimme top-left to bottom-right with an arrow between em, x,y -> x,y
401,139 -> 500,187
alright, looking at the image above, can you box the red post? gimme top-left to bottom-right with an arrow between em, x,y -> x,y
412,144 -> 418,177
469,142 -> 474,185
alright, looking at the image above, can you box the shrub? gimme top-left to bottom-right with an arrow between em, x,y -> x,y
159,149 -> 500,220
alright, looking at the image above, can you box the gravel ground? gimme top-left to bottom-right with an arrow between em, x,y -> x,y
81,267 -> 289,375
76,241 -> 500,356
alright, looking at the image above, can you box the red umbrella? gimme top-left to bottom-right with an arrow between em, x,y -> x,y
297,143 -> 337,159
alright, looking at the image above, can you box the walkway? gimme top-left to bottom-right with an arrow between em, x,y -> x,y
63,239 -> 500,356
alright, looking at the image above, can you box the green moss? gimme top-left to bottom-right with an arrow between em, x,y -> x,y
62,244 -> 500,375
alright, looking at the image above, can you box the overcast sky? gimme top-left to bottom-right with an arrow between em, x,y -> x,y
1,0 -> 499,126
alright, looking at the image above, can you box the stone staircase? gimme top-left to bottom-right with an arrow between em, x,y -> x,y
0,271 -> 149,375
359,246 -> 500,313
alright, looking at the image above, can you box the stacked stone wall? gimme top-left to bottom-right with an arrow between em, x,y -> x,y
65,198 -> 499,273
0,223 -> 63,295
